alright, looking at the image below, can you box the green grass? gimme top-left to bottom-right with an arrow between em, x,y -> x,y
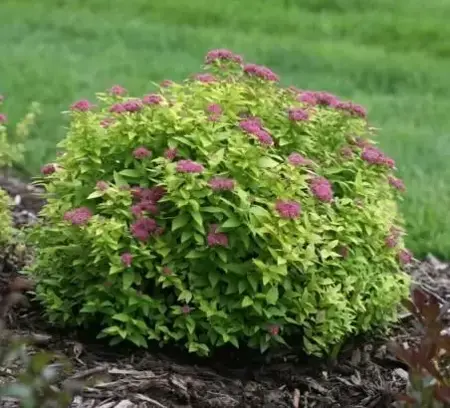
1,0 -> 449,257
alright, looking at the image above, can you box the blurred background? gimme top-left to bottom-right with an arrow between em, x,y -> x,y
1,0 -> 449,258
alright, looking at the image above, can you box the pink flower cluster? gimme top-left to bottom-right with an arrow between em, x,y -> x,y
70,99 -> 94,112
130,217 -> 159,241
205,49 -> 243,65
385,226 -> 402,248
398,248 -> 413,265
239,117 -> 274,146
297,91 -> 339,107
193,73 -> 216,83
206,103 -> 222,121
0,113 -> 6,124
288,152 -> 311,167
207,224 -> 228,247
176,159 -> 205,174
120,252 -> 133,267
63,207 -> 93,225
388,175 -> 405,192
288,108 -> 309,122
361,146 -> 395,168
336,101 -> 367,118
310,177 -> 334,202
96,180 -> 108,191
109,99 -> 143,113
340,146 -> 353,159
109,85 -> 127,96
142,93 -> 163,105
41,163 -> 57,175
130,186 -> 166,218
243,64 -> 279,82
267,324 -> 280,336
133,146 -> 151,159
164,148 -> 178,160
160,80 -> 174,88
275,200 -> 301,219
208,177 -> 235,191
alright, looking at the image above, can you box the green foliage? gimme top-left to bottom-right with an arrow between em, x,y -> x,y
390,288 -> 450,407
0,187 -> 13,245
28,50 -> 410,356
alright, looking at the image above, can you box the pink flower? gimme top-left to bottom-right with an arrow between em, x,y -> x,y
96,180 -> 108,191
70,99 -> 93,112
141,186 -> 166,202
181,305 -> 192,314
315,92 -> 340,107
133,146 -> 151,159
109,103 -> 126,113
275,200 -> 301,219
193,73 -> 216,83
385,234 -> 398,248
162,266 -> 172,275
208,177 -> 235,191
176,159 -> 204,174
131,201 -> 159,217
239,118 -> 261,134
120,252 -> 133,267
388,176 -> 406,192
310,177 -> 333,202
288,108 -> 309,122
207,224 -> 229,247
255,129 -> 274,146
205,49 -> 243,65
383,156 -> 396,169
130,217 -> 158,242
398,249 -> 413,265
361,146 -> 385,165
160,80 -> 174,88
288,152 -> 311,166
109,85 -> 127,96
142,93 -> 163,105
41,163 -> 56,175
297,91 -> 318,105
0,113 -> 7,123
268,324 -> 280,336
336,101 -> 367,118
243,64 -> 279,82
164,148 -> 178,160
353,137 -> 371,148
63,207 -> 93,225
123,99 -> 142,112
206,103 -> 222,115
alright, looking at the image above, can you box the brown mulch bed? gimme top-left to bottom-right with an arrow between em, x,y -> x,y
0,175 -> 449,408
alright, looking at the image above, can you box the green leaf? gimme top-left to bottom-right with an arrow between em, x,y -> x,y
113,171 -> 128,186
208,270 -> 220,289
266,286 -> 279,305
119,169 -> 141,178
190,209 -> 203,226
241,296 -> 253,307
87,190 -> 104,199
172,213 -> 190,231
248,274 -> 258,292
112,313 -> 130,323
222,216 -> 241,229
258,157 -> 279,168
122,270 -> 134,289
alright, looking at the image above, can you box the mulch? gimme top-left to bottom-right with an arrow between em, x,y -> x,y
0,175 -> 448,408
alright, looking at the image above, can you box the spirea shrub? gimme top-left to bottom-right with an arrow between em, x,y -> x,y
28,49 -> 411,356
0,188 -> 13,244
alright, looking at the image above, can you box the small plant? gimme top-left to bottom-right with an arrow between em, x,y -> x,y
0,95 -> 40,172
0,278 -> 85,408
29,49 -> 410,356
390,287 -> 450,407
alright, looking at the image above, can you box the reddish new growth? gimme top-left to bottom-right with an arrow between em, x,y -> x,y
142,93 -> 163,105
243,64 -> 279,82
109,85 -> 127,96
340,146 -> 353,159
96,180 -> 108,191
100,117 -> 115,128
181,305 -> 192,314
208,177 -> 235,191
388,175 -> 406,192
361,146 -> 395,168
0,113 -> 6,123
205,49 -> 243,65
162,266 -> 172,276
207,224 -> 229,247
41,163 -> 56,175
130,217 -> 158,242
206,103 -> 222,121
70,99 -> 94,112
133,146 -> 151,159
64,207 -> 93,226
275,200 -> 301,219
288,152 -> 311,166
176,159 -> 204,174
123,99 -> 142,112
160,80 -> 174,88
194,73 -> 216,83
398,248 -> 413,266
120,252 -> 133,267
310,177 -> 334,202
338,245 -> 349,258
288,108 -> 309,122
164,148 -> 178,160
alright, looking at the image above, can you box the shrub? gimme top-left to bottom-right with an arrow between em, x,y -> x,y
0,187 -> 13,245
28,49 -> 410,356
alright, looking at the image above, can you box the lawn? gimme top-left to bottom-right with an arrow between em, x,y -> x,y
1,0 -> 450,258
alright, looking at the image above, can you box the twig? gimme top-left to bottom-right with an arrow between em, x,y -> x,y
68,366 -> 108,381
135,393 -> 168,408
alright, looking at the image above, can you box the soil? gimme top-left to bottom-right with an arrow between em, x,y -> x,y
0,175 -> 449,408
